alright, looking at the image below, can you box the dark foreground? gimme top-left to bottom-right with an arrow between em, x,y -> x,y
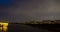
8,24 -> 60,32
27,24 -> 60,32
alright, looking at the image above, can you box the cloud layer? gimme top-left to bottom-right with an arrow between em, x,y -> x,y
0,0 -> 60,22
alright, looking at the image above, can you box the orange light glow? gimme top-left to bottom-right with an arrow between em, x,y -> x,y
0,22 -> 8,32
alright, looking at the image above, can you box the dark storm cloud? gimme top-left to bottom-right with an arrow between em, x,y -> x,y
0,0 -> 12,21
0,0 -> 60,22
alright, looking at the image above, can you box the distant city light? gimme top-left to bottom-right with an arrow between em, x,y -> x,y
0,22 -> 8,32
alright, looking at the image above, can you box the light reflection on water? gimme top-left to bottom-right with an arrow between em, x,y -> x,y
0,27 -> 8,32
0,22 -> 8,32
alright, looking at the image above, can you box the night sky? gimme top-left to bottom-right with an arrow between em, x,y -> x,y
0,0 -> 60,23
